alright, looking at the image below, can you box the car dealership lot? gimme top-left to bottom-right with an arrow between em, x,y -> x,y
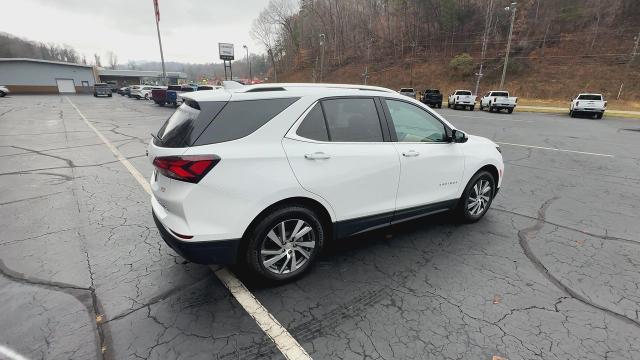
1,95 -> 640,360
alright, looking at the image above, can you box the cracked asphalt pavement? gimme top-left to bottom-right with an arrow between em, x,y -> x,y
1,95 -> 639,360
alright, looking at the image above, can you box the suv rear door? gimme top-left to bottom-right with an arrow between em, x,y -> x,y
283,97 -> 400,237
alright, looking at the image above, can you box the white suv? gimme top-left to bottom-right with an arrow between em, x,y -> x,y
148,83 -> 504,282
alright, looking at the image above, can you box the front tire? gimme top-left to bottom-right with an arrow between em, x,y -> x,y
246,206 -> 325,282
456,171 -> 496,223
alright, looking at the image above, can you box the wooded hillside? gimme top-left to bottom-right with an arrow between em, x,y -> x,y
252,0 -> 640,100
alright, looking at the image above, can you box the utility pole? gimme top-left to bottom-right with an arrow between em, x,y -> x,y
319,34 -> 326,82
500,2 -> 517,89
475,0 -> 494,96
363,37 -> 372,84
620,30 -> 640,99
152,0 -> 167,85
630,30 -> 640,67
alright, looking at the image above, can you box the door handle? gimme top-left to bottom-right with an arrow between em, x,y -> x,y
304,152 -> 331,160
402,150 -> 420,157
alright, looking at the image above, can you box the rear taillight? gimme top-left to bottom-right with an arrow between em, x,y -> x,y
153,155 -> 219,183
493,97 -> 497,102
576,101 -> 580,106
604,101 -> 607,108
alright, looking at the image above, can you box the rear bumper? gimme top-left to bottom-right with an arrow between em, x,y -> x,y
152,209 -> 241,264
573,108 -> 604,114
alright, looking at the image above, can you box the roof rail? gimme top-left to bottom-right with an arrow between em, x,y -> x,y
236,83 -> 396,94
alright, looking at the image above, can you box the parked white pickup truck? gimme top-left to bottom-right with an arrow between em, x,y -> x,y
480,91 -> 518,114
570,93 -> 606,119
448,90 -> 476,110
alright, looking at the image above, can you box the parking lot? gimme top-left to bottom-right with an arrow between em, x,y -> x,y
1,94 -> 640,360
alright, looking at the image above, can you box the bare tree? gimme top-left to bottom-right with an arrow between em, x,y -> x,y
107,51 -> 118,69
94,53 -> 102,67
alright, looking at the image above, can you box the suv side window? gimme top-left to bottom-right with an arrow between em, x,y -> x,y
296,103 -> 329,141
321,98 -> 383,142
385,99 -> 447,143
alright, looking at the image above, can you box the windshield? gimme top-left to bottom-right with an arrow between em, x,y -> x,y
577,94 -> 602,100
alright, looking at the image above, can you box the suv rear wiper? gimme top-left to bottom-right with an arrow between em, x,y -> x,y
150,132 -> 162,143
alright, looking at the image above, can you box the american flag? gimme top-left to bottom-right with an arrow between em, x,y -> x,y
153,0 -> 160,22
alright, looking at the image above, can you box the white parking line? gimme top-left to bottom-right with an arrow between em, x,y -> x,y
66,97 -> 311,360
214,267 -> 312,360
495,141 -> 614,157
0,345 -> 29,360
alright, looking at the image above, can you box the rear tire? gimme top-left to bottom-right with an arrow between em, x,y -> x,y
438,102 -> 442,108
570,110 -> 575,118
0,91 -> 5,97
245,205 -> 325,282
456,170 -> 496,223
596,113 -> 603,119
448,102 -> 452,109
507,108 -> 513,114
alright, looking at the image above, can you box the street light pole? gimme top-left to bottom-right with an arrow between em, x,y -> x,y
500,2 -> 517,89
319,34 -> 326,82
243,45 -> 252,83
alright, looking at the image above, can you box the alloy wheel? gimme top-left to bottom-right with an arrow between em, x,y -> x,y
260,219 -> 316,275
466,179 -> 492,216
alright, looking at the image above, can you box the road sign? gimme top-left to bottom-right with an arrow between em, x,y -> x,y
219,43 -> 234,61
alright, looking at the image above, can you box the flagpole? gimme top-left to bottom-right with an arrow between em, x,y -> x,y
153,0 -> 167,85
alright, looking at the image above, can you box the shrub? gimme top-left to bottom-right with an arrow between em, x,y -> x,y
449,53 -> 475,77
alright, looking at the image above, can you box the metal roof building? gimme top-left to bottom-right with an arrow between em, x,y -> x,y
0,58 -> 96,94
97,69 -> 188,87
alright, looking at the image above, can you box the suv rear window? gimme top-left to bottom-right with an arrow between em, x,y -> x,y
577,94 -> 602,100
156,101 -> 226,148
193,98 -> 299,146
400,88 -> 415,92
297,103 -> 329,141
425,89 -> 440,94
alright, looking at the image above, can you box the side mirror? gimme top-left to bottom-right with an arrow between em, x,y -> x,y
452,129 -> 468,143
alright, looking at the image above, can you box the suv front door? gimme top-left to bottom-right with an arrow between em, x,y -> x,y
382,98 -> 465,220
283,97 -> 400,237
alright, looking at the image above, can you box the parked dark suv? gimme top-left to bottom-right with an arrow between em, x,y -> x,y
93,83 -> 112,97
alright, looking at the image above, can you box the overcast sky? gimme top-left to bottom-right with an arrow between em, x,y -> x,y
1,0 -> 273,64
